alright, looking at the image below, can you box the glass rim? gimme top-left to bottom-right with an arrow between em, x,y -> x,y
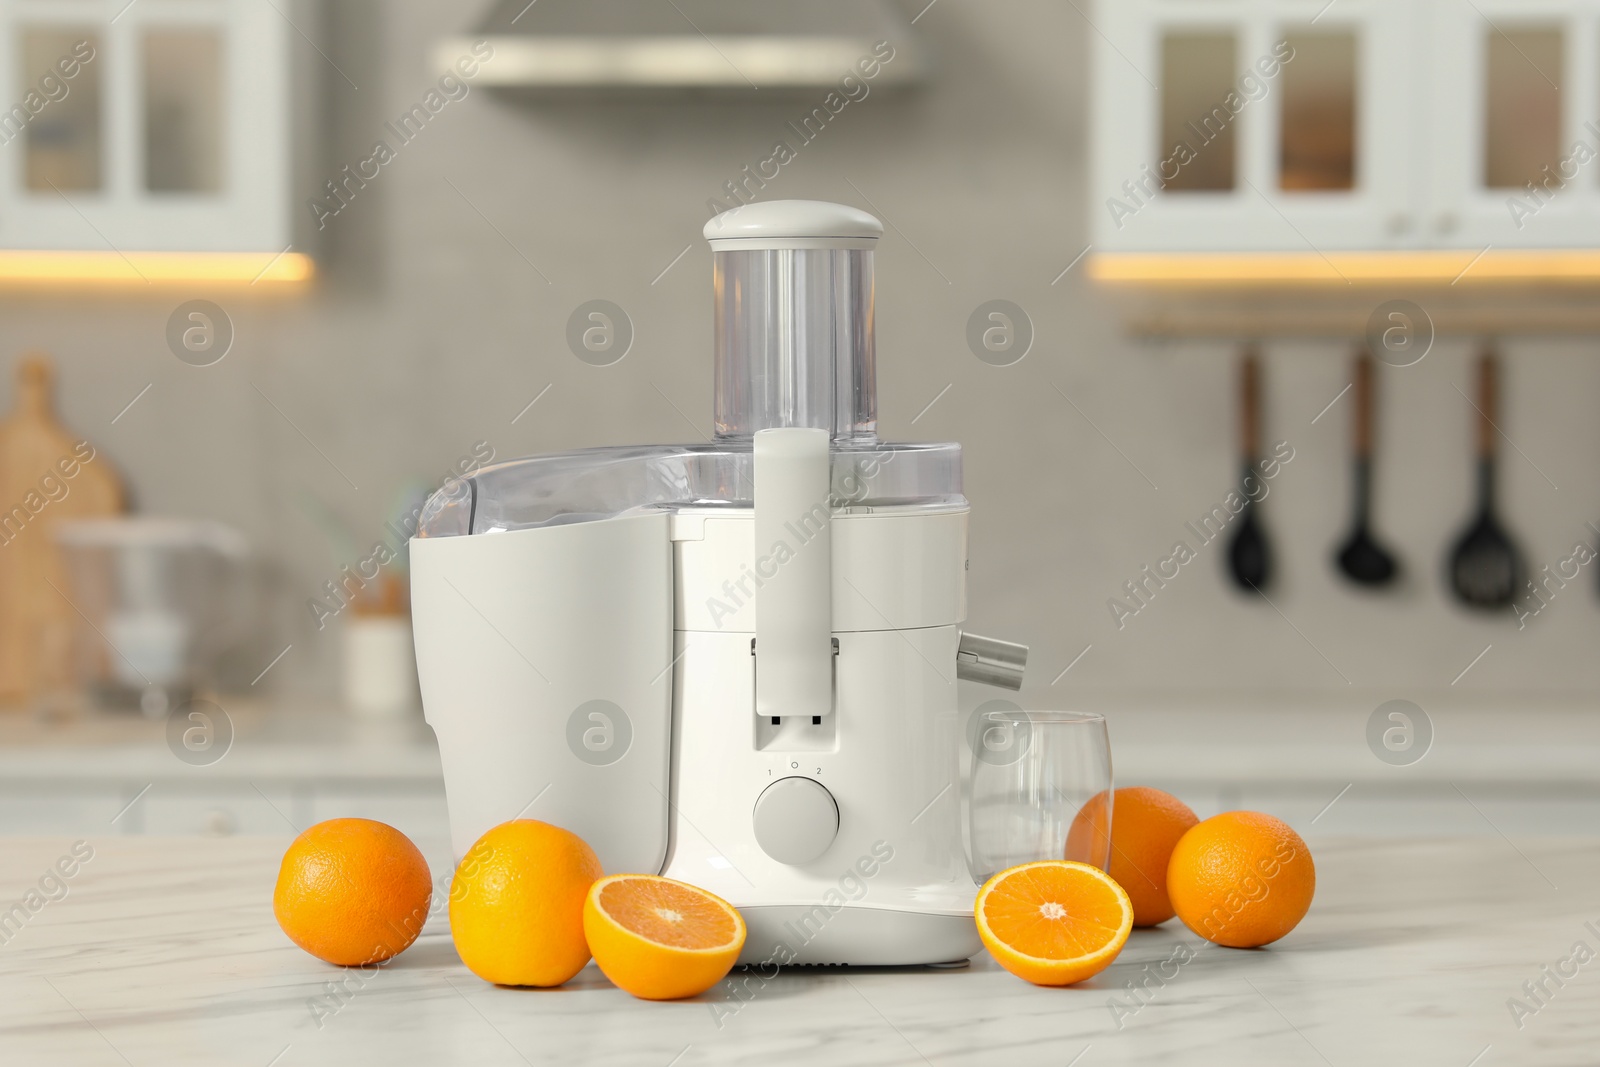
975,709 -> 1105,725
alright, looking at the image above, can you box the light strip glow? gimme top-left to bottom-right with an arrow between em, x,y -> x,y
1089,250 -> 1600,286
0,251 -> 314,286
439,36 -> 917,87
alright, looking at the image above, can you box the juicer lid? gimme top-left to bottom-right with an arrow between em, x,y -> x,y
704,199 -> 884,250
414,441 -> 965,537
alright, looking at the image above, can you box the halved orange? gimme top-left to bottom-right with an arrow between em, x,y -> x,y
582,874 -> 747,1000
975,861 -> 1133,986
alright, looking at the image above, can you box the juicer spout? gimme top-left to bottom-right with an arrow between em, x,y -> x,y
956,632 -> 1029,690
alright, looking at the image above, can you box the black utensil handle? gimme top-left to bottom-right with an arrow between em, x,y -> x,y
1477,350 -> 1497,460
1352,456 -> 1372,525
1240,347 -> 1260,460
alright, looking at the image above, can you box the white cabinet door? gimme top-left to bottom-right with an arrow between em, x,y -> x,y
0,0 -> 290,252
140,784 -> 309,836
1427,0 -> 1600,249
1093,0 -> 1415,252
0,786 -> 123,834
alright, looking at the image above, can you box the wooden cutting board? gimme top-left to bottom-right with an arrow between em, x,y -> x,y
0,354 -> 123,707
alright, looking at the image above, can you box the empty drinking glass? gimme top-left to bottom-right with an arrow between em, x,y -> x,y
967,709 -> 1113,882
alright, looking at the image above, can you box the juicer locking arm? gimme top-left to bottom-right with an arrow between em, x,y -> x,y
956,632 -> 1028,690
752,427 -> 835,720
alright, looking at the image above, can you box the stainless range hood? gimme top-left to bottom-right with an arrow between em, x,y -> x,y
436,0 -> 924,91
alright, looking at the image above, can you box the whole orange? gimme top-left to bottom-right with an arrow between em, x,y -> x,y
1066,787 -> 1198,927
450,819 -> 602,987
1166,811 -> 1315,948
273,818 -> 433,966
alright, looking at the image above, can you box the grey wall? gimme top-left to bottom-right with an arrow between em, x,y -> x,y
5,0 -> 1598,706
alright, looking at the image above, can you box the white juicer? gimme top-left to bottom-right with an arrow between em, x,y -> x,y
410,200 -> 1027,966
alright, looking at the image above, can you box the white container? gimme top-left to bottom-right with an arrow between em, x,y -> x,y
343,615 -> 420,718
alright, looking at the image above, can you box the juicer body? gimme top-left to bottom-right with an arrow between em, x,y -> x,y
411,199 -> 1021,968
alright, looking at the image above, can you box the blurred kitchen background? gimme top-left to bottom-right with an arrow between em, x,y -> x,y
1,0 -> 1597,861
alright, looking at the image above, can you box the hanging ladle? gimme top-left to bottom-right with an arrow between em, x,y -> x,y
1335,350 -> 1401,587
1226,347 -> 1272,591
1447,348 -> 1525,610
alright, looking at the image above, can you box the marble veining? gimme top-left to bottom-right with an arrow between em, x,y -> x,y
0,836 -> 1596,1065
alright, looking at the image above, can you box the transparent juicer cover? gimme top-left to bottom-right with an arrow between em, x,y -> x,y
417,201 -> 963,538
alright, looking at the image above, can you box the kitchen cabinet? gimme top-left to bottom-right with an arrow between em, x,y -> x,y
1091,0 -> 1600,259
138,784 -> 309,837
0,784 -> 122,834
0,0 -> 293,256
1427,0 -> 1600,249
0,778 -> 451,852
0,705 -> 450,853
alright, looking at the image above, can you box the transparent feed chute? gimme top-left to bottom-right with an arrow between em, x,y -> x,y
418,201 -> 963,538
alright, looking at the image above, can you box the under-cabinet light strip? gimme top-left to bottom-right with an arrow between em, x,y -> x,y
0,251 -> 314,286
1089,250 -> 1600,286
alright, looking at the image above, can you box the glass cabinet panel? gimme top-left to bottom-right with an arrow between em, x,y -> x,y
143,29 -> 225,193
1159,32 -> 1237,192
0,0 -> 290,254
1279,32 -> 1356,191
1483,28 -> 1562,189
20,28 -> 102,192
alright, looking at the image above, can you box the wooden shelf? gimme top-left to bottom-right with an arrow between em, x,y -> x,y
1089,250 -> 1600,337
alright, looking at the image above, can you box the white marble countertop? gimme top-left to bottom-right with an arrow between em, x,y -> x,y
1,835 -> 1594,1065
